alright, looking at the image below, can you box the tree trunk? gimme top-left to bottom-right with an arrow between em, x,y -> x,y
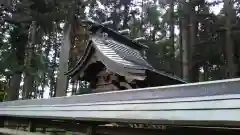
181,23 -> 189,81
23,74 -> 34,99
71,80 -> 78,95
189,2 -> 198,82
111,2 -> 122,30
122,1 -> 131,29
7,72 -> 21,101
40,80 -> 44,99
180,0 -> 190,81
7,26 -> 27,101
40,34 -> 51,98
39,34 -> 51,98
49,32 -> 58,97
56,4 -> 76,97
179,22 -> 183,78
224,0 -> 237,78
56,22 -> 71,97
49,67 -> 56,97
203,64 -> 208,81
178,2 -> 183,78
23,21 -> 36,99
169,0 -> 175,72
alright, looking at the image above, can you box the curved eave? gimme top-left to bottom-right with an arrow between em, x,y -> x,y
92,36 -> 152,69
146,69 -> 187,85
91,35 -> 148,80
64,41 -> 94,78
94,46 -> 146,80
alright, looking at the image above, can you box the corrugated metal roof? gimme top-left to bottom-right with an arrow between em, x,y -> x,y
66,33 -> 186,83
91,35 -> 147,80
91,35 -> 153,71
91,35 -> 186,83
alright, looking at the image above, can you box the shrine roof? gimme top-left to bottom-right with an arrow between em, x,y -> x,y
65,34 -> 186,84
66,20 -> 186,85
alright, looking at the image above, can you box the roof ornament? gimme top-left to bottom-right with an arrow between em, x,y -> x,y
81,17 -> 113,27
80,17 -> 144,43
102,20 -> 113,26
118,29 -> 130,35
81,17 -> 96,25
134,37 -> 145,41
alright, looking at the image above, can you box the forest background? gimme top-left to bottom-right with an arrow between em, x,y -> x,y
0,0 -> 239,101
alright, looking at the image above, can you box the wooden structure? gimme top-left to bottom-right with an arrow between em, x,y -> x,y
66,19 -> 186,93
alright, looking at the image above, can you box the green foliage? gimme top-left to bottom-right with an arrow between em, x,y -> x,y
0,81 -> 8,101
1,0 -> 240,99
